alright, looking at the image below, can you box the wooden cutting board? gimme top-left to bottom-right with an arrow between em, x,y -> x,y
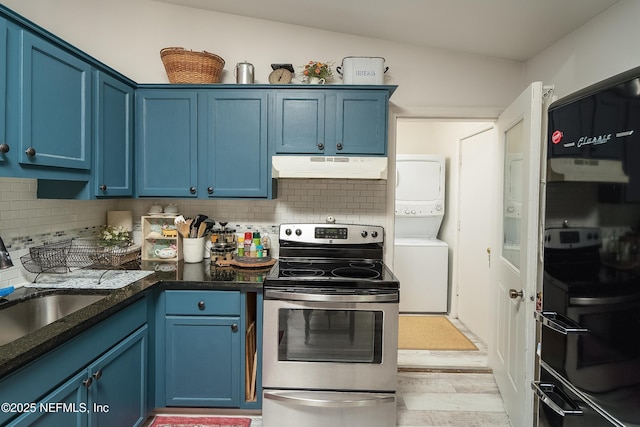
215,257 -> 276,269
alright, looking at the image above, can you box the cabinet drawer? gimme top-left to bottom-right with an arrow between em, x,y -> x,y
165,290 -> 240,316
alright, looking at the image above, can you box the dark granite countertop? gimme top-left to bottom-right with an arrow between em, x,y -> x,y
0,260 -> 269,378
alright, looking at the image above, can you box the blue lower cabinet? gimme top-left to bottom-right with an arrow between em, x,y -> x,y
88,325 -> 148,427
165,317 -> 240,407
8,325 -> 147,427
8,370 -> 89,427
158,290 -> 260,409
0,299 -> 149,427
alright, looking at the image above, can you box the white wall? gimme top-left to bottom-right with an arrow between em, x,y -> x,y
525,0 -> 640,98
1,0 -> 525,111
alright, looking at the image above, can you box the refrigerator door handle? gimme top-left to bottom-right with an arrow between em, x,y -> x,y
531,382 -> 583,417
534,311 -> 589,335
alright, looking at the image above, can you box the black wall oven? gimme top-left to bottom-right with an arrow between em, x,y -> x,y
262,223 -> 399,427
535,67 -> 640,427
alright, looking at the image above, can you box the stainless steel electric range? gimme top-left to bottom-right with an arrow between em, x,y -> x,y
262,223 -> 399,427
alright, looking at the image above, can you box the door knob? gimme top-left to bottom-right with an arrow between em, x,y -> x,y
189,187 -> 197,194
317,142 -> 324,150
25,147 -> 36,157
0,143 -> 9,154
231,323 -> 238,332
83,378 -> 93,388
509,289 -> 524,299
197,301 -> 206,310
99,184 -> 107,191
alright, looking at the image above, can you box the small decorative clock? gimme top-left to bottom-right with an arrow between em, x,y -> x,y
269,63 -> 295,84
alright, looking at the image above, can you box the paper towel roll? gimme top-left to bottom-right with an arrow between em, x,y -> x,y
107,211 -> 133,231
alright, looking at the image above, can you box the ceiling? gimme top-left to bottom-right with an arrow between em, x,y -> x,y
153,0 -> 619,61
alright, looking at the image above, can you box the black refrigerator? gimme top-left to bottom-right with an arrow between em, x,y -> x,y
535,67 -> 640,426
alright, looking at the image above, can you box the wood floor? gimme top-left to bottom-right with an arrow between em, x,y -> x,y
396,318 -> 511,426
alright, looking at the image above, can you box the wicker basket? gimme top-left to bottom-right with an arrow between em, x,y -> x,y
160,47 -> 225,84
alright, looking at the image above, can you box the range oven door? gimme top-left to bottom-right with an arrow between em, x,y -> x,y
262,289 -> 398,392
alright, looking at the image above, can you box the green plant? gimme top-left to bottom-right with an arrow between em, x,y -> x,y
302,61 -> 333,81
98,225 -> 131,246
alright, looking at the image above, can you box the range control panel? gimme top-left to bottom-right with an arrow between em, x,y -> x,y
279,223 -> 384,244
544,227 -> 601,249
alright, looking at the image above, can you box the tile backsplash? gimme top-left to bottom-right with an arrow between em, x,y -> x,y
0,177 -> 388,288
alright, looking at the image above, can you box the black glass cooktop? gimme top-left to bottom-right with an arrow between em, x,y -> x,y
266,258 -> 399,288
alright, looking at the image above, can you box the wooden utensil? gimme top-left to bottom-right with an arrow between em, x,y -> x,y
197,222 -> 207,238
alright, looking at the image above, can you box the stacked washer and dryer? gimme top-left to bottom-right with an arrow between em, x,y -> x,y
393,155 -> 448,313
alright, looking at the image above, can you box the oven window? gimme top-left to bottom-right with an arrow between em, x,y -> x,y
277,308 -> 383,363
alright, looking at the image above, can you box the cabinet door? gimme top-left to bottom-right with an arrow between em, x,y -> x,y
204,91 -> 268,197
273,91 -> 326,154
165,316 -> 240,407
136,90 -> 198,197
94,72 -> 134,197
335,91 -> 388,155
18,31 -> 92,170
7,370 -> 89,427
88,325 -> 147,427
0,17 -> 7,169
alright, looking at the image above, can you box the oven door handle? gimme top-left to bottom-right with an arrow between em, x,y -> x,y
531,382 -> 583,417
534,311 -> 589,335
265,289 -> 398,303
264,390 -> 395,408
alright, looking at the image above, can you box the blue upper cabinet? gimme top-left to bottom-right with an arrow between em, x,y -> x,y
203,91 -> 269,198
18,31 -> 92,170
94,72 -> 134,197
273,91 -> 326,154
135,88 -> 273,199
335,90 -> 388,155
272,87 -> 392,156
136,90 -> 199,197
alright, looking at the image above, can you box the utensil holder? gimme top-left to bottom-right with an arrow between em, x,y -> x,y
183,237 -> 205,263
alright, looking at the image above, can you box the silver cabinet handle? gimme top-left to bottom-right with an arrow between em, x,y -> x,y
83,377 -> 93,388
25,147 -> 36,157
531,382 -> 583,417
264,391 -> 394,408
534,311 -> 589,335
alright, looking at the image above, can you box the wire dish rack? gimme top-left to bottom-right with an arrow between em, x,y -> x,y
20,239 -> 140,282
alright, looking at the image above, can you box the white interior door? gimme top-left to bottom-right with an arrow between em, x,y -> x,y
456,125 -> 495,344
489,82 -> 544,427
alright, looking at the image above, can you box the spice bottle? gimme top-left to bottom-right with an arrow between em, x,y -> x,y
244,233 -> 252,255
256,245 -> 263,258
250,241 -> 257,257
237,236 -> 245,257
260,233 -> 270,257
253,231 -> 261,246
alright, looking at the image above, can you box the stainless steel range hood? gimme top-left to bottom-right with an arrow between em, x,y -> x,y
272,156 -> 388,179
547,158 -> 629,183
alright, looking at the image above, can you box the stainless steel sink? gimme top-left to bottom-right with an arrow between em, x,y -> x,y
0,293 -> 107,346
